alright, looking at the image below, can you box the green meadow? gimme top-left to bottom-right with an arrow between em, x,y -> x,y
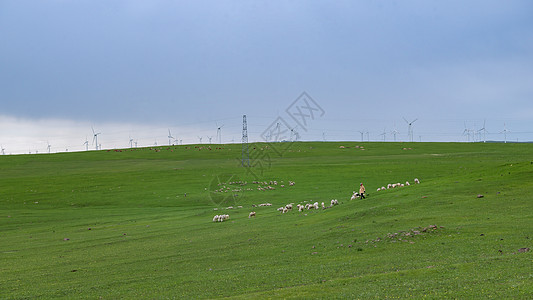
1,142 -> 532,299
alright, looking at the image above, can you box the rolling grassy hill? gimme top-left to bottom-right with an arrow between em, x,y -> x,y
1,142 -> 532,298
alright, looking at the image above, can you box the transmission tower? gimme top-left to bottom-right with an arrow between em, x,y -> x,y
241,115 -> 250,167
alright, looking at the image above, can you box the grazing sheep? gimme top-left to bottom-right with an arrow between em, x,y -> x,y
405,181 -> 410,186
248,211 -> 256,218
297,204 -> 304,212
212,214 -> 230,222
321,202 -> 325,209
381,186 -> 386,190
387,184 -> 392,189
414,178 -> 420,184
285,204 -> 293,210
331,199 -> 339,206
277,207 -> 284,212
314,202 -> 319,210
377,188 -> 381,192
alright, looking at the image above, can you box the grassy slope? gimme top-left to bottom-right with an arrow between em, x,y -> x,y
0,142 -> 532,299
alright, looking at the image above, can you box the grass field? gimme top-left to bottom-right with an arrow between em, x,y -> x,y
1,142 -> 532,299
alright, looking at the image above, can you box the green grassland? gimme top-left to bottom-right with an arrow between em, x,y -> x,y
1,142 -> 532,299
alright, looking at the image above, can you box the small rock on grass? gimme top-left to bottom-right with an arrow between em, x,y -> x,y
477,194 -> 484,198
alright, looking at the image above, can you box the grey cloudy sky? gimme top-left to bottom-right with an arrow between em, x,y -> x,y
1,0 -> 532,153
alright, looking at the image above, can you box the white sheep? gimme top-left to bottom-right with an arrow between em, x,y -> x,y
405,181 -> 410,186
331,199 -> 339,206
387,184 -> 392,189
414,178 -> 420,184
314,202 -> 319,210
350,191 -> 357,200
321,202 -> 325,209
249,211 -> 256,218
213,214 -> 230,222
277,207 -> 284,212
285,204 -> 293,210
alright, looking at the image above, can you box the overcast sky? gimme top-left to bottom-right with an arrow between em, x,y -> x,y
1,0 -> 532,154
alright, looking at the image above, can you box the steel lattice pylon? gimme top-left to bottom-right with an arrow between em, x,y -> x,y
241,115 -> 250,167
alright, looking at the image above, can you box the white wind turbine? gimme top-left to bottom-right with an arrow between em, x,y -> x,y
216,123 -> 224,144
207,136 -> 213,144
83,136 -> 89,151
168,129 -> 174,145
380,128 -> 387,142
500,123 -> 510,143
390,127 -> 400,142
358,131 -> 364,142
92,127 -> 101,150
290,126 -> 299,142
1,145 -> 5,155
198,136 -> 203,144
403,117 -> 418,142
462,122 -> 472,142
47,141 -> 51,153
478,120 -> 488,143
129,135 -> 134,148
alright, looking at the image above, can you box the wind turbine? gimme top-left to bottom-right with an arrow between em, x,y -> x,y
207,136 -> 212,144
83,136 -> 89,151
1,145 -> 5,155
390,127 -> 400,142
47,141 -> 51,154
92,127 -> 101,150
366,131 -> 370,142
322,132 -> 326,142
290,126 -> 299,142
129,135 -> 134,148
358,131 -> 364,142
403,117 -> 418,142
462,121 -> 472,142
380,128 -> 386,142
216,123 -> 224,144
198,136 -> 203,144
478,120 -> 488,143
500,123 -> 510,143
168,129 -> 174,145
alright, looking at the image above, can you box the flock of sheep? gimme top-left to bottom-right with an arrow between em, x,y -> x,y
375,178 -> 420,192
213,199 -> 341,222
212,214 -> 230,222
212,178 -> 422,222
